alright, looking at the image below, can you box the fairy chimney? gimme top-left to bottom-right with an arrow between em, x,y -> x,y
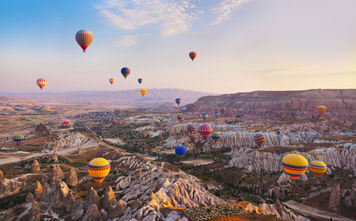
32,160 -> 40,173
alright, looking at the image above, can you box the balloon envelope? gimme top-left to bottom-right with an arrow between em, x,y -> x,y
201,113 -> 208,121
189,51 -> 197,61
317,105 -> 326,115
109,78 -> 114,85
282,154 -> 308,181
214,111 -> 219,118
75,30 -> 93,52
175,98 -> 181,106
138,78 -> 143,84
87,158 -> 110,183
198,124 -> 213,139
121,67 -> 131,79
140,89 -> 147,96
175,146 -> 186,155
254,134 -> 265,147
13,135 -> 24,142
61,119 -> 70,126
155,120 -> 161,127
211,132 -> 220,140
309,161 -> 327,178
177,115 -> 183,121
37,78 -> 47,90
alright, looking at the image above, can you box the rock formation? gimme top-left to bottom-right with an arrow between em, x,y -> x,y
329,183 -> 341,209
34,123 -> 49,137
34,181 -> 43,200
51,152 -> 58,162
31,160 -> 40,173
66,168 -> 78,187
0,169 -> 4,182
51,165 -> 64,182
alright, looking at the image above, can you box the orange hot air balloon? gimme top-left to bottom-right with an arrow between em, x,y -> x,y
36,78 -> 47,90
140,89 -> 147,96
109,78 -> 114,85
75,30 -> 93,52
317,105 -> 326,115
189,51 -> 197,61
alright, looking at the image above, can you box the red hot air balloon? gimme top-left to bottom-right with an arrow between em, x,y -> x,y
75,30 -> 93,52
109,78 -> 114,85
198,124 -> 213,139
36,78 -> 47,90
189,51 -> 197,61
61,119 -> 70,127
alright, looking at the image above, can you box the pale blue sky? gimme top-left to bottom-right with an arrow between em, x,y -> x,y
0,0 -> 355,93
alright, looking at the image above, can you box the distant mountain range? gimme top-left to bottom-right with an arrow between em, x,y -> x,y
187,89 -> 356,114
1,89 -> 214,108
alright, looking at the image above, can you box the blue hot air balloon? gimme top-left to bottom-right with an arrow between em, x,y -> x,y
121,67 -> 131,79
138,78 -> 143,84
202,113 -> 208,121
175,146 -> 186,155
175,98 -> 181,106
214,111 -> 219,118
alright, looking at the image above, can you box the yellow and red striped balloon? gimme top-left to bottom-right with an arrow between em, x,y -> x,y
309,160 -> 327,178
282,154 -> 309,181
140,89 -> 147,96
36,78 -> 47,90
317,105 -> 326,115
87,158 -> 110,183
75,30 -> 93,52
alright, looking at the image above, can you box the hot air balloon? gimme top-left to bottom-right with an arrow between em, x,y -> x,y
61,119 -> 70,127
187,125 -> 196,133
189,134 -> 197,143
254,134 -> 265,148
140,89 -> 147,96
201,113 -> 208,121
155,120 -> 161,127
220,107 -> 226,115
138,78 -> 143,84
198,124 -> 212,139
75,30 -> 93,52
214,111 -> 219,119
211,132 -> 220,141
121,67 -> 131,79
109,78 -> 114,85
177,115 -> 183,122
87,158 -> 110,183
317,105 -> 326,115
181,106 -> 187,111
13,135 -> 24,145
175,98 -> 181,106
189,51 -> 197,61
282,154 -> 308,181
37,78 -> 47,90
309,161 -> 327,178
175,146 -> 186,155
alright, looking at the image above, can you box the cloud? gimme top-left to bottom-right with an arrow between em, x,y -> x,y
98,0 -> 198,37
212,0 -> 251,24
117,35 -> 139,47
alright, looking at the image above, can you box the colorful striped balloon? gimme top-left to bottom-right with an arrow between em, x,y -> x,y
282,154 -> 308,181
254,134 -> 265,147
155,119 -> 161,127
88,158 -> 110,183
13,135 -> 24,142
36,78 -> 47,90
198,124 -> 212,139
177,115 -> 183,121
75,30 -> 93,52
317,105 -> 326,115
211,132 -> 221,140
309,160 -> 327,178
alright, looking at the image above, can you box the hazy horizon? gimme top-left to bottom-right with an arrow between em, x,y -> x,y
1,0 -> 356,94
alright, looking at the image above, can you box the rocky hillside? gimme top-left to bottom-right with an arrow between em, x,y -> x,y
186,89 -> 356,117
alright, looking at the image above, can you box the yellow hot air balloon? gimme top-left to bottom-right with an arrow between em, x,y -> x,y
282,154 -> 308,181
87,158 -> 110,183
309,160 -> 327,178
140,89 -> 147,96
317,105 -> 326,115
